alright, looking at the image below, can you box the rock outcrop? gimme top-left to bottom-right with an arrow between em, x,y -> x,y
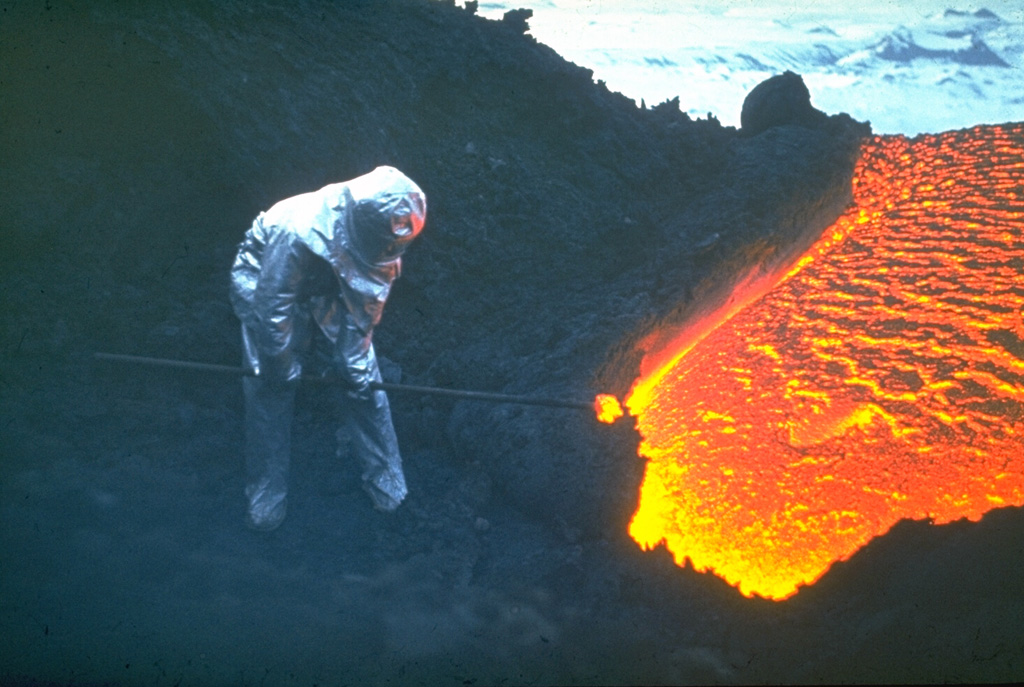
740,70 -> 831,135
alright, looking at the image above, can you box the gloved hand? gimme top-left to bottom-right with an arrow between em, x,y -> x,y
345,376 -> 374,402
327,365 -> 373,402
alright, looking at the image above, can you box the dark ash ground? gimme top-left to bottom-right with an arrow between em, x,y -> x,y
2,1 -> 1023,685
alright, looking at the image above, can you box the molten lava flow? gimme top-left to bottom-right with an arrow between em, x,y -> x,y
626,124 -> 1024,600
595,394 -> 625,424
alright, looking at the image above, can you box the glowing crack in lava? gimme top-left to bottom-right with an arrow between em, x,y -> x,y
626,124 -> 1024,600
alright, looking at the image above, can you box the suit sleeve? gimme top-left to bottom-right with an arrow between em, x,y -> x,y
336,302 -> 384,392
252,234 -> 310,383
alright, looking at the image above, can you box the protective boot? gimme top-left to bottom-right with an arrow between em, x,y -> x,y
242,375 -> 296,530
339,389 -> 407,512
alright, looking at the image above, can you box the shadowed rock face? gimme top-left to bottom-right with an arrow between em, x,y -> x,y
5,2 -> 1022,686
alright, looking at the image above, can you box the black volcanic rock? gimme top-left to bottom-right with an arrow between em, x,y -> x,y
740,70 -> 829,135
501,7 -> 533,33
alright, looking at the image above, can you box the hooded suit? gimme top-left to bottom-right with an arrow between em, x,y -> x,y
230,166 -> 426,530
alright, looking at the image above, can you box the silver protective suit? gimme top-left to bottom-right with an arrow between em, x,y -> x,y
229,166 -> 426,530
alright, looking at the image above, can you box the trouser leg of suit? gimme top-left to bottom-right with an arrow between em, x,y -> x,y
339,383 -> 408,512
240,321 -> 305,531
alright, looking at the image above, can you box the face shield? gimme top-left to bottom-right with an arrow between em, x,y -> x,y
347,167 -> 426,266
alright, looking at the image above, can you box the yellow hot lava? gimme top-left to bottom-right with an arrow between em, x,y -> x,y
625,124 -> 1024,600
595,394 -> 624,424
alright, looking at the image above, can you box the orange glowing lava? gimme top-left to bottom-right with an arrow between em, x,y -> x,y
626,124 -> 1024,600
595,394 -> 625,424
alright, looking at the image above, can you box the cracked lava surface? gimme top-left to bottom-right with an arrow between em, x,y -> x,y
626,123 -> 1024,600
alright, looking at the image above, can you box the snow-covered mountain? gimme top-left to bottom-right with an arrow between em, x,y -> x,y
471,2 -> 1023,135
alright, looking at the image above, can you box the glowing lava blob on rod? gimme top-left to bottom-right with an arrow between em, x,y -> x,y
626,123 -> 1024,601
595,394 -> 625,424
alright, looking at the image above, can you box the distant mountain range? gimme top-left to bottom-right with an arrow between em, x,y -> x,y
475,3 -> 1023,134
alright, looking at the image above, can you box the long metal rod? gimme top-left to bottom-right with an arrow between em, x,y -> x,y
93,352 -> 595,411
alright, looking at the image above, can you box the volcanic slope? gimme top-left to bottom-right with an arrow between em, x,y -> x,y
3,1 -> 1021,685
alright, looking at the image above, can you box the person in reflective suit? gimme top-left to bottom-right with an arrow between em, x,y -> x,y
229,166 -> 426,531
